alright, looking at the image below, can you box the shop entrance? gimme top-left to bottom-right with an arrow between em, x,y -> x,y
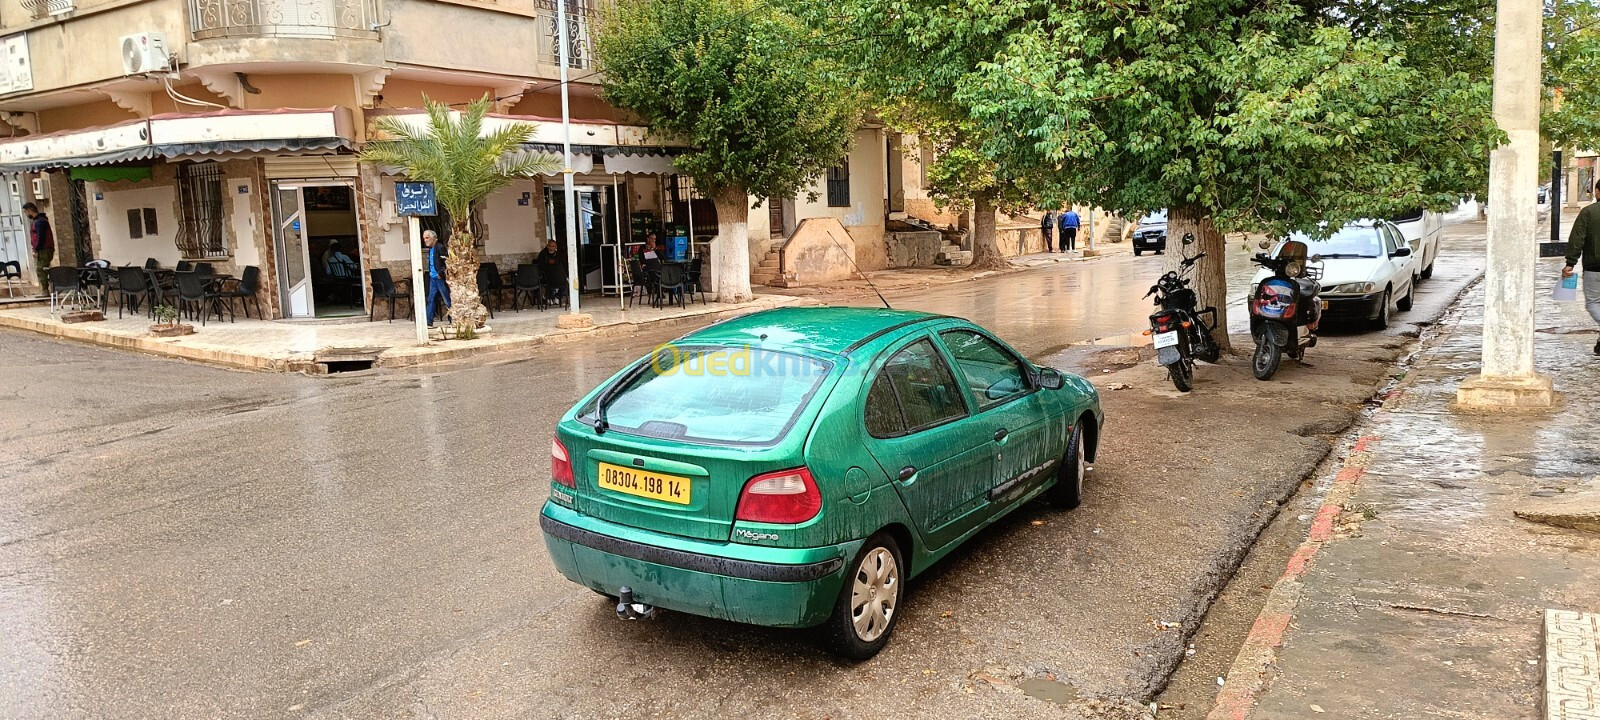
271,182 -> 364,318
545,185 -> 623,292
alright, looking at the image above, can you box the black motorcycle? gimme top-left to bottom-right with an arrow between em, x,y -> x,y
1145,233 -> 1221,392
1247,241 -> 1323,380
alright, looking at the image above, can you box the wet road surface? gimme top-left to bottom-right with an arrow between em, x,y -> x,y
0,226 -> 1480,719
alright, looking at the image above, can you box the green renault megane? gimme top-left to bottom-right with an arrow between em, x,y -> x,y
539,307 -> 1103,658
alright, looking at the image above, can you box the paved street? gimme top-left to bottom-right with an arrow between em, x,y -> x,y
1,227 -> 1486,719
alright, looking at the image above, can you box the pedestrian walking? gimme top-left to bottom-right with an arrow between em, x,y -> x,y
1040,210 -> 1055,253
1563,178 -> 1600,355
1058,208 -> 1081,252
422,230 -> 451,327
24,202 -> 52,290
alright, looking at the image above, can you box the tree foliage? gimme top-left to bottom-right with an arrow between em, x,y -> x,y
1547,0 -> 1600,150
595,0 -> 860,299
361,96 -> 559,330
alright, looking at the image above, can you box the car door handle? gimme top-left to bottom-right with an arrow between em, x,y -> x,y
898,466 -> 916,482
993,428 -> 1008,442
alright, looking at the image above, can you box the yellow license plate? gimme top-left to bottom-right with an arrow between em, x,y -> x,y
596,462 -> 691,505
1321,299 -> 1329,310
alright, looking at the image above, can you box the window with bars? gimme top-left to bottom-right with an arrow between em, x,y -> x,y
827,161 -> 850,208
176,162 -> 226,258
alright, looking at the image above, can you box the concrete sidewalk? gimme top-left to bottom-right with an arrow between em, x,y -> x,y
0,293 -> 809,372
1209,264 -> 1600,719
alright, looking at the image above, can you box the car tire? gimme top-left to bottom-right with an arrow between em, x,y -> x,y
1369,288 -> 1392,330
1047,423 -> 1086,510
1134,248 -> 1142,256
1397,281 -> 1415,312
823,534 -> 905,661
1421,261 -> 1435,280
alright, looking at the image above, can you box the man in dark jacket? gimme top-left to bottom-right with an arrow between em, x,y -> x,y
1564,178 -> 1600,355
422,230 -> 450,327
1040,210 -> 1055,253
24,202 -> 52,290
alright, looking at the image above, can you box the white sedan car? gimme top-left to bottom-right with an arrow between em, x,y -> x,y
1253,221 -> 1420,330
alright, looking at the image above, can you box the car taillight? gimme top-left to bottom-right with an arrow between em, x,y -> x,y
735,467 -> 821,524
551,437 -> 575,488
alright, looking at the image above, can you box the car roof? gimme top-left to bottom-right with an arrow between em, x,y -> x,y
678,306 -> 950,356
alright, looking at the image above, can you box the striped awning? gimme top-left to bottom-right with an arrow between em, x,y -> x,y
0,107 -> 357,173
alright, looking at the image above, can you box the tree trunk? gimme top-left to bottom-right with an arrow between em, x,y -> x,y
1163,207 -> 1231,352
444,217 -> 487,331
712,187 -> 753,303
969,193 -> 1008,270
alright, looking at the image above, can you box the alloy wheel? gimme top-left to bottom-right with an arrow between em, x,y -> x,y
850,547 -> 900,642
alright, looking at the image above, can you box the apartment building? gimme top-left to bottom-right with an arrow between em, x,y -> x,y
0,0 -> 900,315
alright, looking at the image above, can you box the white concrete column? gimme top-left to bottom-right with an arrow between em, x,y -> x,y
1458,0 -> 1554,408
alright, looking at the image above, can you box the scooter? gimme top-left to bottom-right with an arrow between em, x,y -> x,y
1145,233 -> 1221,392
1247,240 -> 1324,380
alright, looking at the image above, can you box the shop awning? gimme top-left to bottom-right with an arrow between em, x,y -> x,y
0,107 -> 358,173
370,110 -> 688,176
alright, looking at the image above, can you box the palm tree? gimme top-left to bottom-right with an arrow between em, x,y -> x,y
360,95 -> 561,333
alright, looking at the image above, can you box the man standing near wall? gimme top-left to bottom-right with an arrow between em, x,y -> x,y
1058,207 -> 1080,253
1563,178 -> 1600,355
24,202 -> 52,291
1040,210 -> 1055,252
422,230 -> 450,327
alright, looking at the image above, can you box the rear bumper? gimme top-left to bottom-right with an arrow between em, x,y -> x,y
539,504 -> 853,628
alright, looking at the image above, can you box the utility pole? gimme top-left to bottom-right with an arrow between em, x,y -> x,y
556,0 -> 592,327
1457,0 -> 1555,408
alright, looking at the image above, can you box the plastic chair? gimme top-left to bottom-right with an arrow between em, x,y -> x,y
176,271 -> 231,325
538,262 -> 566,310
626,258 -> 653,307
368,268 -> 412,322
684,257 -> 708,304
476,263 -> 503,318
0,260 -> 22,298
144,258 -> 161,269
176,260 -> 193,272
48,266 -> 81,314
219,266 -> 263,319
115,266 -> 157,319
511,264 -> 541,311
654,263 -> 686,309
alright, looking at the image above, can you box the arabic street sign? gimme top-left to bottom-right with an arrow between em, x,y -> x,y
396,181 -> 437,217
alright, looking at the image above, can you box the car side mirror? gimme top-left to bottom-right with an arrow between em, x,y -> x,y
1392,247 -> 1412,258
1036,368 -> 1065,390
1182,232 -> 1197,246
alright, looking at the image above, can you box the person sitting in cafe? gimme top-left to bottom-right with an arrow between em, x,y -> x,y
535,239 -> 567,305
536,239 -> 562,267
633,233 -> 663,272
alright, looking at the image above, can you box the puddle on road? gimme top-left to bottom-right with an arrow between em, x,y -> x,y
1018,677 -> 1081,704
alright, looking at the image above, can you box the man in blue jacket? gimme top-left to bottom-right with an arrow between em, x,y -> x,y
423,230 -> 450,327
1058,208 -> 1081,253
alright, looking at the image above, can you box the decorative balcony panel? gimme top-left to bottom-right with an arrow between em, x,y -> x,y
188,0 -> 380,40
534,0 -> 594,69
21,0 -> 76,18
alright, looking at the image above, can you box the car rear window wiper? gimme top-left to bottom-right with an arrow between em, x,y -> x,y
592,355 -> 657,434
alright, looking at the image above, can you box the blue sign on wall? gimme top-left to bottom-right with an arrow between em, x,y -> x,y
396,181 -> 438,217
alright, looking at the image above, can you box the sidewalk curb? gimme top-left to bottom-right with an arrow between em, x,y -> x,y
1200,273 -> 1483,720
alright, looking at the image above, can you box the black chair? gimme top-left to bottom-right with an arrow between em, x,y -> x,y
194,262 -> 214,276
511,264 -> 541,311
654,263 -> 687,309
626,258 -> 654,307
684,258 -> 709,305
368,268 -> 412,322
1,260 -> 23,297
476,263 -> 504,318
47,266 -> 81,314
175,271 -> 231,325
115,266 -> 157,319
176,260 -> 193,272
144,268 -> 174,308
144,258 -> 160,270
219,266 -> 263,319
538,262 -> 566,310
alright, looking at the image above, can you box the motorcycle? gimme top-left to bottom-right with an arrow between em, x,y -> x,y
1247,240 -> 1324,380
1145,233 -> 1221,392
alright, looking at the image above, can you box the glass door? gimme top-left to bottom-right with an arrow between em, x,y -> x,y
272,184 -> 314,318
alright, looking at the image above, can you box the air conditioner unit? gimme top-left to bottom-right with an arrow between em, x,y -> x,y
30,177 -> 47,200
119,32 -> 170,75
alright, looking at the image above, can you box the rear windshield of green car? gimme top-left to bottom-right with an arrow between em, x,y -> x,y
578,346 -> 833,446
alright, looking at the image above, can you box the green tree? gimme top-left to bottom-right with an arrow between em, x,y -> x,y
805,0 -> 1498,348
1547,0 -> 1600,152
360,96 -> 559,332
594,0 -> 859,301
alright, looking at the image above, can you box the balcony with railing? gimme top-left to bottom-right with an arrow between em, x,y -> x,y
20,0 -> 75,18
535,0 -> 595,69
188,0 -> 380,40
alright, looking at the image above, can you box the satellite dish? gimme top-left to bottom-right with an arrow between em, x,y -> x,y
122,37 -> 142,74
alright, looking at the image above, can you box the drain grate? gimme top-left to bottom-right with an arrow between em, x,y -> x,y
312,347 -> 387,374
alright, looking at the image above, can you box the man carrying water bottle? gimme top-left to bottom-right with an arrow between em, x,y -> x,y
1563,178 -> 1600,355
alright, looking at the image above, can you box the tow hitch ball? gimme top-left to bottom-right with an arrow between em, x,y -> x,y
615,586 -> 656,620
